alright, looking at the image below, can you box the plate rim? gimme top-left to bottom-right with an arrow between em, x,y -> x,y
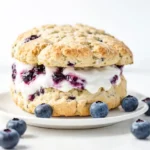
0,90 -> 148,127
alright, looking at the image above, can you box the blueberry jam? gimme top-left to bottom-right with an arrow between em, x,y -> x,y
21,70 -> 36,84
28,88 -> 44,101
28,94 -> 35,101
52,68 -> 85,90
52,68 -> 65,84
110,75 -> 118,84
12,64 -> 17,81
66,74 -> 85,90
33,65 -> 45,74
21,65 -> 45,84
24,35 -> 40,43
13,63 -> 122,102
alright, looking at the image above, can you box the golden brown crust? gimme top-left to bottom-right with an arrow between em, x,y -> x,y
11,76 -> 127,117
12,24 -> 133,67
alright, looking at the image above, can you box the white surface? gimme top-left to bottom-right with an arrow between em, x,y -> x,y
0,0 -> 150,70
0,91 -> 148,129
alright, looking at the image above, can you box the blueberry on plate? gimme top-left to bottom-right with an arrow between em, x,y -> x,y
35,103 -> 53,118
6,118 -> 27,136
90,101 -> 109,118
142,97 -> 150,116
0,129 -> 20,149
121,95 -> 138,112
131,119 -> 150,139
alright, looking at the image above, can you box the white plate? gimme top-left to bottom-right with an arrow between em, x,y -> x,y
0,91 -> 148,129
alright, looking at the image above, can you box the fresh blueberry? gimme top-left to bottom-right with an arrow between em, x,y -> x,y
35,103 -> 53,118
90,101 -> 109,118
6,118 -> 27,136
131,119 -> 150,139
121,95 -> 138,112
0,129 -> 20,149
142,98 -> 150,116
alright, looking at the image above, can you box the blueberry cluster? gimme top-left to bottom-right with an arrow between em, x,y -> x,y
89,95 -> 150,140
0,118 -> 27,149
21,65 -> 45,84
66,74 -> 85,90
0,94 -> 149,149
129,97 -> 150,139
89,95 -> 139,118
52,68 -> 86,90
52,68 -> 65,84
21,70 -> 36,84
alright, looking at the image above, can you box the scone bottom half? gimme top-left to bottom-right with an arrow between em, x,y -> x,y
11,24 -> 132,117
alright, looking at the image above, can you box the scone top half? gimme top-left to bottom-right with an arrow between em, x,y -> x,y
12,24 -> 133,67
11,24 -> 133,101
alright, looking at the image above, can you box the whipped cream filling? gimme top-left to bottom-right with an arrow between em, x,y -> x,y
12,60 -> 122,99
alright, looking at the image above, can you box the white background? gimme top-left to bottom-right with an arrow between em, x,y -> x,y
0,1 -> 150,150
0,0 -> 150,71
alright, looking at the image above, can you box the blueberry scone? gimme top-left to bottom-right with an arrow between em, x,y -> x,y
11,24 -> 133,116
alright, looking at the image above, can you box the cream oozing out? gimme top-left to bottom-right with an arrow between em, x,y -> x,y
12,60 -> 122,99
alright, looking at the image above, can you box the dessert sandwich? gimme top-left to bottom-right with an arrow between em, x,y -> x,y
11,24 -> 133,116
